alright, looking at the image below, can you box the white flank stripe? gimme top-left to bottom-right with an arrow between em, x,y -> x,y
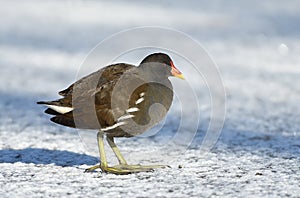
101,121 -> 126,132
46,104 -> 73,114
139,92 -> 145,97
135,97 -> 144,104
126,107 -> 139,113
117,114 -> 135,122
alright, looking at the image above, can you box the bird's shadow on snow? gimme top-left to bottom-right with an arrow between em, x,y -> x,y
0,91 -> 99,167
0,148 -> 99,166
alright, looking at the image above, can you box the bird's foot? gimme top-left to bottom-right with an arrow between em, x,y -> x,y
85,164 -> 170,174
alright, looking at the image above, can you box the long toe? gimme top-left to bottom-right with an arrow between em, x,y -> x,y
84,164 -> 101,172
102,164 -> 170,175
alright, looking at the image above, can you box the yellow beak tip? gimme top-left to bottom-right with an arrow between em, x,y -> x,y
176,74 -> 185,80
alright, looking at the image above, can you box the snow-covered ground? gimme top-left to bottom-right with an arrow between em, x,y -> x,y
0,0 -> 299,197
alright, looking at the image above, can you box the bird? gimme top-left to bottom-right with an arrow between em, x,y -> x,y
37,52 -> 184,174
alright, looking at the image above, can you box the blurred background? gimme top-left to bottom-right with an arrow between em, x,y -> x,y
0,1 -> 299,197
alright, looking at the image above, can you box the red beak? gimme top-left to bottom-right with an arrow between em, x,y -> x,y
170,61 -> 185,80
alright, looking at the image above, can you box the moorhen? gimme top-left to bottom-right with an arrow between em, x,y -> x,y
37,53 -> 184,174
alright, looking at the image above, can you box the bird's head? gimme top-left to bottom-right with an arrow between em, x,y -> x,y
140,53 -> 185,80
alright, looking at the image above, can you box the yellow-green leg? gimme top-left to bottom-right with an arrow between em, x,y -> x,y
106,136 -> 127,165
85,131 -> 170,174
84,131 -> 107,172
104,136 -> 169,174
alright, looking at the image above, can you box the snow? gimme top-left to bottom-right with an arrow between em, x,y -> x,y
0,0 -> 299,197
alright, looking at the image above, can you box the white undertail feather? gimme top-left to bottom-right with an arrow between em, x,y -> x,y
46,105 -> 74,114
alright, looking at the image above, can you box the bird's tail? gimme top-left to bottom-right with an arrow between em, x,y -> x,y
37,100 -> 73,115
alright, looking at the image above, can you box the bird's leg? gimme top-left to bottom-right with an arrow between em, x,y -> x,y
85,132 -> 169,174
84,131 -> 107,172
103,136 -> 169,174
106,136 -> 127,165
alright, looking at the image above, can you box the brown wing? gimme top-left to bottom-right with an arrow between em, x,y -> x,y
43,63 -> 136,129
58,63 -> 133,97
